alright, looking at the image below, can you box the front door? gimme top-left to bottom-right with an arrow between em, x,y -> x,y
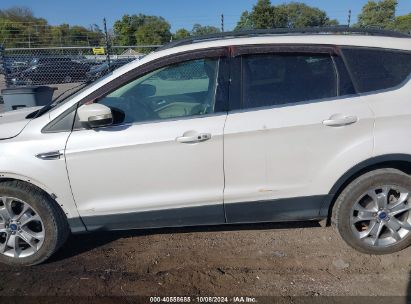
65,57 -> 228,230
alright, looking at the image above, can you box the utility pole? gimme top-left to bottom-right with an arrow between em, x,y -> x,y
221,14 -> 224,32
103,18 -> 111,70
347,9 -> 352,27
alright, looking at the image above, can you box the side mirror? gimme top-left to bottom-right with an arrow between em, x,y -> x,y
78,103 -> 113,128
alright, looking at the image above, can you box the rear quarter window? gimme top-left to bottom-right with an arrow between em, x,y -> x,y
342,47 -> 411,93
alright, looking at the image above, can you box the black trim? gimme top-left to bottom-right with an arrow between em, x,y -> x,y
228,56 -> 242,111
232,44 -> 338,57
225,195 -> 329,223
332,53 -> 357,96
67,217 -> 87,233
42,104 -> 77,133
73,195 -> 328,233
81,204 -> 225,231
214,56 -> 230,112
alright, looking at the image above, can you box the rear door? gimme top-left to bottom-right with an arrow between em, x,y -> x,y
223,46 -> 375,223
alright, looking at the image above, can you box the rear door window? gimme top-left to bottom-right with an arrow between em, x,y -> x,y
342,48 -> 411,93
241,53 -> 338,109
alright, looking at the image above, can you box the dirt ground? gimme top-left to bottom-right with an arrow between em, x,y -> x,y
0,221 -> 410,299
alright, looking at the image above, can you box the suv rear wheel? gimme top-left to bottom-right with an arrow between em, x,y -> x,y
334,168 -> 411,254
0,181 -> 69,266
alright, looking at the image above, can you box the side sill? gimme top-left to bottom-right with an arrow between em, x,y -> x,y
71,195 -> 330,233
67,217 -> 88,234
225,195 -> 330,224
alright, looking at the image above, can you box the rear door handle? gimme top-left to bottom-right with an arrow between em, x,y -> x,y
323,114 -> 358,127
176,133 -> 211,144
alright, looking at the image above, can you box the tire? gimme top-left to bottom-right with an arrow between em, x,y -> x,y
0,181 -> 70,266
334,168 -> 411,254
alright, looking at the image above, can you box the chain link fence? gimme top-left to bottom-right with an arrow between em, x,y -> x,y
0,45 -> 159,102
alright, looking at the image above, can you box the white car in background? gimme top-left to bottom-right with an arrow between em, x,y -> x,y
0,28 -> 411,266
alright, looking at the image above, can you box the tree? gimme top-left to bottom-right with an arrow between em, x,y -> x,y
191,24 -> 220,36
391,13 -> 411,33
113,14 -> 171,46
235,11 -> 253,31
174,28 -> 191,40
135,17 -> 171,45
249,0 -> 282,29
0,6 -> 105,47
113,14 -> 140,45
0,6 -> 34,21
356,0 -> 397,28
235,1 -> 338,30
279,2 -> 338,28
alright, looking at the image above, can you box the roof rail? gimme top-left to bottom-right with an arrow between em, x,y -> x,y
157,26 -> 410,51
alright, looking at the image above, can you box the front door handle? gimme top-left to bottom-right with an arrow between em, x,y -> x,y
36,150 -> 63,160
176,133 -> 211,144
323,114 -> 358,127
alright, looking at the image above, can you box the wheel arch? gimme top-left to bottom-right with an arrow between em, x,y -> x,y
0,173 -> 87,233
323,154 -> 411,225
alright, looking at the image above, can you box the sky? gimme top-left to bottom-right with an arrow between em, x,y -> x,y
1,0 -> 411,32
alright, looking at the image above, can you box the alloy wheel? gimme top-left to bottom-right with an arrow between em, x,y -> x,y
350,185 -> 411,247
0,197 -> 45,258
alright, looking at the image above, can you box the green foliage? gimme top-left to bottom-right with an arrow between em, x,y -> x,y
0,6 -> 104,47
249,0 -> 281,29
136,18 -> 171,45
279,2 -> 338,28
113,15 -> 138,45
191,24 -> 220,36
235,11 -> 253,31
356,0 -> 410,33
113,14 -> 171,47
113,14 -> 171,54
391,13 -> 411,33
173,25 -> 221,41
356,0 -> 397,28
173,28 -> 191,40
235,0 -> 338,30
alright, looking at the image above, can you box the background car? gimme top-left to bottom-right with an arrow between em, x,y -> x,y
11,57 -> 91,85
86,58 -> 136,81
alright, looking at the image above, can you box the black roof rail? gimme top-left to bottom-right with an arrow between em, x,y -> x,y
157,26 -> 410,51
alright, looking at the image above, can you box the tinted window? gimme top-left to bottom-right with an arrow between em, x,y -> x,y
95,58 -> 219,124
333,56 -> 356,96
242,53 -> 337,109
342,48 -> 411,93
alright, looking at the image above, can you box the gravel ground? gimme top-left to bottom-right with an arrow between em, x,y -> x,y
0,221 -> 410,298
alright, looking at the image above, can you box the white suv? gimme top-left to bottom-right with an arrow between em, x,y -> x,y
1,28 -> 411,266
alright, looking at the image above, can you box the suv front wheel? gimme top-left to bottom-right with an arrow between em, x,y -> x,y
334,168 -> 411,254
0,181 -> 69,266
